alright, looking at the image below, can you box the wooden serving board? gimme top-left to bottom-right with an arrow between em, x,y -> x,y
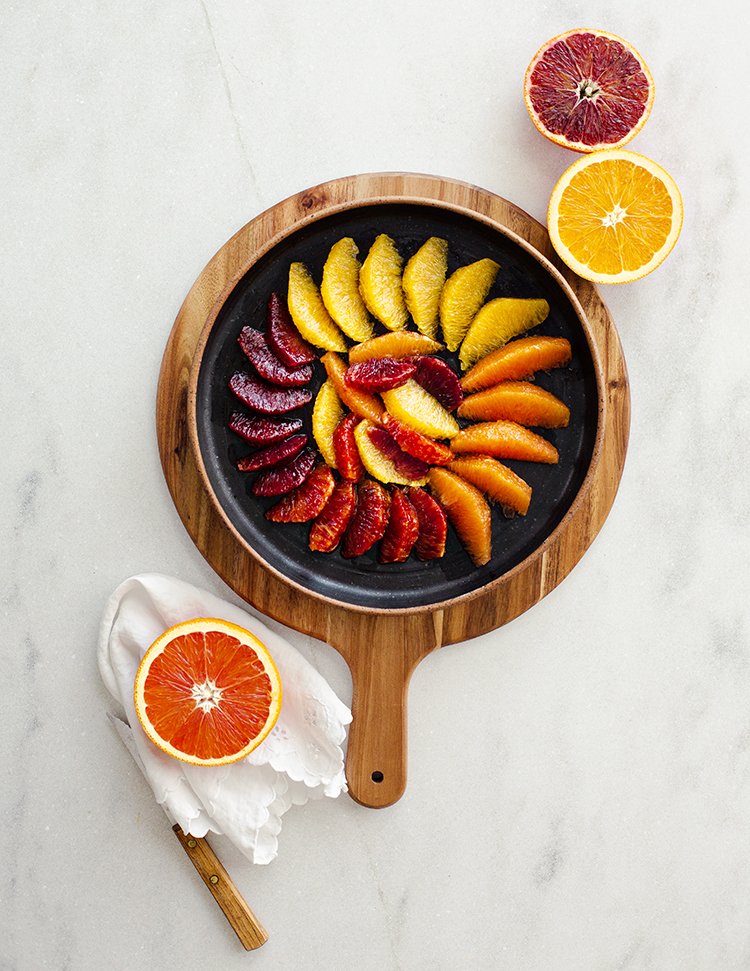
156,172 -> 630,809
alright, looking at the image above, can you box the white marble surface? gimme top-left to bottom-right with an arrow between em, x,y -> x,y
3,1 -> 750,968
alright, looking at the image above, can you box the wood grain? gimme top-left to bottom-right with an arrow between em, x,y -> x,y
156,173 -> 630,809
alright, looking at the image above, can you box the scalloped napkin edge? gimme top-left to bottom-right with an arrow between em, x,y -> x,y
97,573 -> 352,864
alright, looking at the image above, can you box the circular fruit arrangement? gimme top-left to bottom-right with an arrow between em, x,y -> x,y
223,233 -> 576,570
134,618 -> 282,766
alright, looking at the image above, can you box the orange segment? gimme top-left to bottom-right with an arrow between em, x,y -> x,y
547,149 -> 683,284
312,378 -> 345,468
451,420 -> 558,464
287,262 -> 348,351
320,238 -> 374,342
347,330 -> 444,363
134,618 -> 282,767
401,236 -> 448,339
381,379 -> 460,440
321,351 -> 385,425
458,298 -> 549,371
428,467 -> 492,567
359,234 -> 409,331
353,419 -> 428,486
457,380 -> 570,428
460,336 -> 571,393
439,258 -> 500,352
448,454 -> 531,515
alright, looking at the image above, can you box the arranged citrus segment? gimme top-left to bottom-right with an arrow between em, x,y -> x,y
345,356 -> 416,392
353,419 -> 429,486
407,486 -> 448,560
524,29 -> 654,153
312,379 -> 345,468
459,298 -> 549,371
229,371 -> 313,415
309,479 -> 357,552
342,478 -> 391,558
379,488 -> 420,563
382,413 -> 454,466
238,326 -> 313,387
412,356 -> 463,410
287,262 -> 348,351
451,420 -> 559,464
367,425 -> 431,482
439,258 -> 500,352
401,236 -> 448,339
236,433 -> 308,472
134,618 -> 282,766
348,330 -> 444,363
265,292 -> 316,367
428,467 -> 492,567
321,351 -> 385,425
251,447 -> 317,495
381,379 -> 460,440
359,234 -> 409,331
448,454 -> 532,516
265,462 -> 335,522
320,238 -> 374,342
332,413 -> 364,482
547,149 -> 683,284
460,336 -> 571,393
457,380 -> 570,428
229,412 -> 303,447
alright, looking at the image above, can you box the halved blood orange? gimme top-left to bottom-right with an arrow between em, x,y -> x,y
134,618 -> 282,766
524,29 -> 654,153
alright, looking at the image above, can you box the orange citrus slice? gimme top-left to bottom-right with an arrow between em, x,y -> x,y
428,467 -> 492,567
448,455 -> 532,516
381,379 -> 460,440
439,258 -> 500,352
320,351 -> 385,425
548,149 -> 683,284
312,379 -> 345,468
359,234 -> 409,331
348,330 -> 444,363
134,618 -> 282,766
320,238 -> 374,342
457,380 -> 570,428
451,420 -> 559,464
460,336 -> 571,393
524,29 -> 654,153
353,419 -> 428,486
402,236 -> 448,339
287,262 -> 348,351
458,297 -> 549,371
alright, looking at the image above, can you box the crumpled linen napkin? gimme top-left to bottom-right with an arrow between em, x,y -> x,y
97,574 -> 352,864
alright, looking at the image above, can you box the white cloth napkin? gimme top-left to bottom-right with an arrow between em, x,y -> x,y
97,573 -> 352,864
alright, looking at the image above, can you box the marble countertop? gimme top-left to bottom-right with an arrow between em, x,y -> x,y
4,2 -> 749,968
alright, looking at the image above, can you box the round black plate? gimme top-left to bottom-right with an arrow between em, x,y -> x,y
192,202 -> 601,611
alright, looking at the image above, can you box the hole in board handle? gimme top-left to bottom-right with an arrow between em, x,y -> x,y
371,771 -> 384,783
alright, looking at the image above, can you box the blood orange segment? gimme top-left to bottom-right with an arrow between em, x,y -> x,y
345,356 -> 416,392
251,447 -> 317,496
448,454 -> 532,516
347,330 -> 444,363
236,433 -> 308,472
353,419 -> 429,486
411,355 -> 463,411
524,29 -> 655,153
321,351 -> 385,425
382,413 -> 454,466
134,618 -> 282,766
265,461 -> 335,522
229,412 -> 303,446
460,336 -> 571,393
366,425 -> 431,483
265,292 -> 317,366
451,420 -> 559,464
341,478 -> 391,558
379,488 -> 420,563
457,380 -> 570,428
229,371 -> 313,415
332,413 -> 364,482
238,326 -> 313,387
407,486 -> 448,560
309,479 -> 357,552
428,467 -> 492,567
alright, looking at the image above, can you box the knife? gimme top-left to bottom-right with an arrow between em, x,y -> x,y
108,713 -> 268,950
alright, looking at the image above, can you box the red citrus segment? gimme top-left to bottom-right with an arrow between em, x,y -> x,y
524,29 -> 654,153
411,356 -> 464,410
379,488 -> 420,563
382,413 -> 454,466
238,326 -> 313,387
428,467 -> 492,567
448,454 -> 532,516
345,356 -> 416,392
229,371 -> 313,415
321,351 -> 385,425
451,421 -> 559,464
236,433 -> 308,472
265,292 -> 317,366
367,425 -> 431,482
332,413 -> 364,482
341,479 -> 391,558
457,381 -> 570,428
407,486 -> 448,560
251,447 -> 316,496
265,461 -> 335,522
228,412 -> 304,446
460,336 -> 571,393
134,618 -> 282,766
309,479 -> 357,552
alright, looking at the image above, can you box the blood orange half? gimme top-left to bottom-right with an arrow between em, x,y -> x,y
524,29 -> 654,153
134,618 -> 282,766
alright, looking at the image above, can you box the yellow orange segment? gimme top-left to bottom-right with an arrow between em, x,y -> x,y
381,379 -> 460,440
320,238 -> 374,342
428,467 -> 492,567
458,298 -> 549,371
347,330 -> 444,363
287,262 -> 348,351
547,149 -> 683,284
457,380 -> 570,428
448,454 -> 532,515
134,618 -> 282,767
439,258 -> 500,352
312,379 -> 345,468
359,234 -> 409,330
451,420 -> 558,464
402,236 -> 448,339
320,351 -> 385,425
461,336 -> 571,393
353,419 -> 428,486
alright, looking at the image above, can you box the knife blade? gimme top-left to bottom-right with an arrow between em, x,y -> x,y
108,713 -> 268,950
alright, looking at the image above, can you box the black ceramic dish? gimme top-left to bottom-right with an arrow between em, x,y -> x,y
190,201 -> 601,611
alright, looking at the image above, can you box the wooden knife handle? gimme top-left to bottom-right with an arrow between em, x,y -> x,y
172,824 -> 268,950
